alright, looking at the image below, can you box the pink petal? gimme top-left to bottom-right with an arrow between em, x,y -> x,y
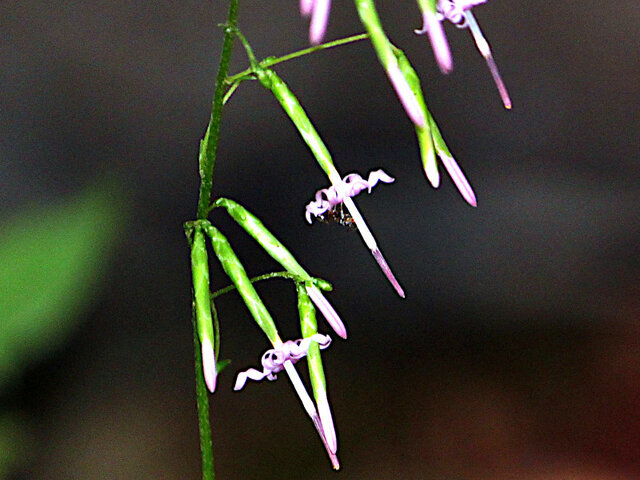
300,0 -> 314,17
386,63 -> 426,127
309,0 -> 331,45
439,153 -> 477,207
306,285 -> 347,339
201,336 -> 217,393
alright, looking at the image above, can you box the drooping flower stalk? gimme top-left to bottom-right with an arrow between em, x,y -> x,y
254,68 -> 405,297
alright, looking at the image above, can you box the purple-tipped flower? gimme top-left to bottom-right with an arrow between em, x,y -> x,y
306,169 -> 405,297
201,336 -> 217,393
416,0 -> 511,108
235,334 -> 339,468
386,63 -> 427,127
234,334 -> 332,390
305,169 -> 394,223
415,5 -> 452,74
439,152 -> 477,207
300,0 -> 332,45
306,285 -> 347,339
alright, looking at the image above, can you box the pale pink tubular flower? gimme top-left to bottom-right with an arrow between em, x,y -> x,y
300,0 -> 331,45
300,0 -> 314,16
306,169 -> 405,297
309,0 -> 331,44
234,334 -> 340,468
415,5 -> 452,74
386,63 -> 427,127
201,336 -> 217,392
439,152 -> 477,206
306,284 -> 347,339
416,0 -> 511,108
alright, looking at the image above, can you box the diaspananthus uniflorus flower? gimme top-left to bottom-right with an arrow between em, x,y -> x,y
235,334 -> 340,468
305,169 -> 405,297
300,0 -> 332,44
415,0 -> 511,108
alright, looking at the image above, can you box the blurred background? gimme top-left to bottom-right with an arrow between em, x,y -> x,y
1,1 -> 639,478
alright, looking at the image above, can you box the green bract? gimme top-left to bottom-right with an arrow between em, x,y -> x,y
255,68 -> 342,185
190,228 -> 216,355
203,224 -> 279,344
393,46 -> 439,184
297,284 -> 328,401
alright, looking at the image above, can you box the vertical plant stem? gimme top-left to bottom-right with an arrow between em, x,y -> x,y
197,0 -> 239,220
193,312 -> 215,480
192,1 -> 239,480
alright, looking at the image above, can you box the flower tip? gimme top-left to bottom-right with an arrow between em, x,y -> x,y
201,337 -> 217,393
330,453 -> 340,470
308,0 -> 330,45
306,285 -> 347,339
318,395 -> 338,453
372,248 -> 405,298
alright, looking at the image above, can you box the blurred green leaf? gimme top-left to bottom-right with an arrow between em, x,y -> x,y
0,183 -> 124,391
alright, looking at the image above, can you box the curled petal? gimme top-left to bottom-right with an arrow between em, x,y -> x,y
234,334 -> 332,389
365,169 -> 395,192
305,169 -> 395,224
234,368 -> 269,391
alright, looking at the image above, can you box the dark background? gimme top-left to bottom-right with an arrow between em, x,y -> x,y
1,1 -> 639,478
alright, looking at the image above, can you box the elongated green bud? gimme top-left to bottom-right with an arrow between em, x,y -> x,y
203,224 -> 279,344
297,283 -> 337,454
255,68 -> 342,185
393,47 -> 440,188
190,228 -> 217,392
215,197 -> 312,279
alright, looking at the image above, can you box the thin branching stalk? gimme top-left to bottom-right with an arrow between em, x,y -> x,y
192,1 -> 239,479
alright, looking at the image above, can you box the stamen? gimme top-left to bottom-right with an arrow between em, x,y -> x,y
342,196 -> 405,298
463,11 -> 512,109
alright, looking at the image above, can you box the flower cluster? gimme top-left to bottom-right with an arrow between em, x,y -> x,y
298,0 -> 510,110
234,333 -> 332,390
305,169 -> 394,223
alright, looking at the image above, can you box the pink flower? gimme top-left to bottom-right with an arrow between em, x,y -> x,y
416,0 -> 511,108
300,0 -> 332,45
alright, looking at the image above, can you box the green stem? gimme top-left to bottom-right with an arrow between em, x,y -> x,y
226,33 -> 369,85
196,0 -> 240,220
192,312 -> 215,480
211,271 -> 330,299
192,2 -> 239,480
